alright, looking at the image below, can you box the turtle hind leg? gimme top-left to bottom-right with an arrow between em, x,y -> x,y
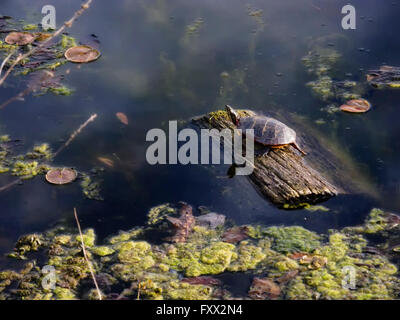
291,142 -> 307,156
254,144 -> 270,157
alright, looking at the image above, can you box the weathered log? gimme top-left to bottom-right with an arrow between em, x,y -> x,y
192,109 -> 340,207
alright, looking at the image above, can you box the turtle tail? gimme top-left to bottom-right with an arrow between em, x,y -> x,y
292,142 -> 307,156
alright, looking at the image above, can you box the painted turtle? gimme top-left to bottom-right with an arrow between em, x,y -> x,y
225,105 -> 306,156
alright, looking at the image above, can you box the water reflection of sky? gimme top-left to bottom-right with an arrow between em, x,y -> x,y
1,0 -> 400,261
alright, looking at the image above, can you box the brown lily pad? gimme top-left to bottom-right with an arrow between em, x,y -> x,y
248,278 -> 281,300
165,202 -> 195,243
64,45 -> 100,63
5,32 -> 36,45
276,270 -> 299,284
222,226 -> 249,243
340,99 -> 371,113
45,168 -> 77,185
182,276 -> 221,286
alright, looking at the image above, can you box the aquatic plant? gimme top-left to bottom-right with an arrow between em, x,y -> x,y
302,45 -> 366,107
263,226 -> 321,253
0,205 -> 399,300
80,173 -> 103,201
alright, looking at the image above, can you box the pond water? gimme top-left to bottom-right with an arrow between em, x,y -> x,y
0,0 -> 400,273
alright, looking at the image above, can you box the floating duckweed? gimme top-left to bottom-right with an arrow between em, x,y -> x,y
302,48 -> 341,75
108,228 -> 144,244
32,144 -> 53,160
147,203 -> 176,225
184,18 -> 204,36
245,225 -> 264,239
75,229 -> 96,247
22,24 -> 37,31
307,76 -> 334,101
264,226 -> 321,253
274,258 -> 299,272
80,174 -> 103,201
0,135 -> 10,143
304,205 -> 330,212
344,208 -> 389,234
227,242 -> 266,272
112,241 -> 156,278
0,166 -> 9,173
60,35 -> 77,49
54,235 -> 72,245
0,203 -> 399,300
163,241 -> 236,277
48,86 -> 74,96
12,160 -> 41,179
0,40 -> 19,51
53,287 -> 76,300
164,281 -> 212,300
91,246 -> 115,257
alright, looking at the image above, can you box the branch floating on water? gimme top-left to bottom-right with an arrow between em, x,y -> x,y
54,113 -> 98,157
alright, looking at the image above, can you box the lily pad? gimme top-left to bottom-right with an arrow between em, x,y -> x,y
248,278 -> 281,299
45,168 -> 77,185
5,32 -> 36,45
340,99 -> 371,113
64,45 -> 100,63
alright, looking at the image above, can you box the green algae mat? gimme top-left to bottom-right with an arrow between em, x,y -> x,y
1,205 -> 399,300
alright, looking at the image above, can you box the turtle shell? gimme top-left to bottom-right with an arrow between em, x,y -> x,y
238,116 -> 297,146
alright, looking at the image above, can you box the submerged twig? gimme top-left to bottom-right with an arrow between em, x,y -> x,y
0,52 -> 14,78
54,113 -> 97,157
74,207 -> 102,300
0,86 -> 32,110
0,0 -> 93,87
0,178 -> 20,192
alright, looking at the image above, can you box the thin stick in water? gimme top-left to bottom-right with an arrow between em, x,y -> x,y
0,178 -> 20,192
0,52 -> 14,78
74,207 -> 102,300
54,113 -> 97,157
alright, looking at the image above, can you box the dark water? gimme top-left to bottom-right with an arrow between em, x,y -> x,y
0,0 -> 400,269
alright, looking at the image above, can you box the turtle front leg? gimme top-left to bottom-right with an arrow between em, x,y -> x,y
291,142 -> 307,156
255,145 -> 270,157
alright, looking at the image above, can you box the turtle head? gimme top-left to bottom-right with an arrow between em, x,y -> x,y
225,105 -> 240,125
